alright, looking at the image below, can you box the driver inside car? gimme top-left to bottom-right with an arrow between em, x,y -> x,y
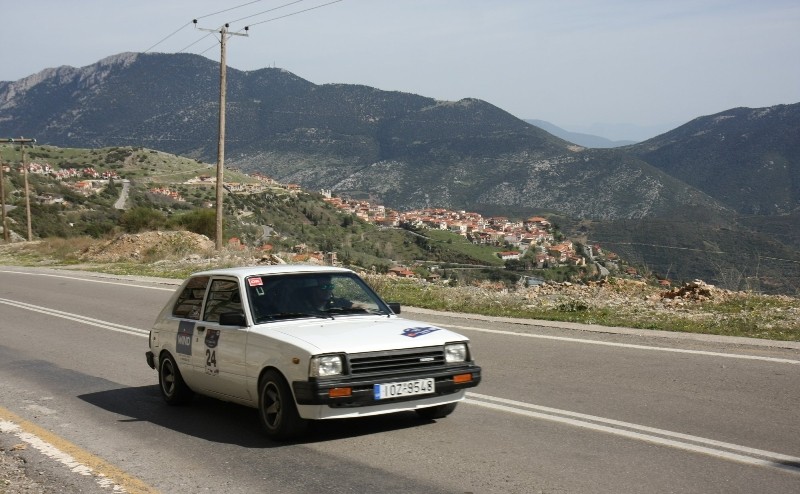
303,277 -> 335,311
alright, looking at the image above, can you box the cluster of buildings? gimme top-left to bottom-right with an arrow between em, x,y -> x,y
319,192 -> 586,268
186,173 -> 302,195
17,162 -> 121,197
149,187 -> 186,202
8,158 -> 590,270
24,162 -> 120,181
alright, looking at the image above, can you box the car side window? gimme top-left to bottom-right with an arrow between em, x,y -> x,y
203,279 -> 243,323
172,276 -> 209,320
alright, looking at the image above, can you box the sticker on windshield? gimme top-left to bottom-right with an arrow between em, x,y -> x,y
248,277 -> 263,287
401,326 -> 441,338
176,320 -> 194,355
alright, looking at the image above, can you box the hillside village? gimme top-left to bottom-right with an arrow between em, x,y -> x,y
6,159 -> 612,276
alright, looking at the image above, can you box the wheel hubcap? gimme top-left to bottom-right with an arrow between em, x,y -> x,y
162,361 -> 175,395
263,383 -> 281,428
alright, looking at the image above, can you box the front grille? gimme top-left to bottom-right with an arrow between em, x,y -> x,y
348,346 -> 445,376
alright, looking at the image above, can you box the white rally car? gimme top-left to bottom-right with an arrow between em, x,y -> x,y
146,265 -> 481,439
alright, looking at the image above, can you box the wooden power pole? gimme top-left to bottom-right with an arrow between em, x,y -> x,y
195,21 -> 248,250
0,151 -> 7,242
0,137 -> 36,241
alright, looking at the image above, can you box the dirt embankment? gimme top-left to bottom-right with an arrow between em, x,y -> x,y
78,231 -> 215,263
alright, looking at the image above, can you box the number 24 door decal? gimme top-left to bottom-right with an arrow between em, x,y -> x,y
205,329 -> 220,376
205,348 -> 218,375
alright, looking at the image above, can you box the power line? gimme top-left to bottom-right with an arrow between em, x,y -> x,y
183,1 -> 344,57
147,0 -> 333,55
143,22 -> 193,53
590,240 -> 800,264
195,0 -> 270,21
178,32 -> 216,54
229,0 -> 306,25
145,0 -> 269,54
246,0 -> 343,28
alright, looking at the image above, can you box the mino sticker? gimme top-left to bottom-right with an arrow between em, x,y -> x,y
248,277 -> 263,287
401,327 -> 441,338
176,320 -> 195,355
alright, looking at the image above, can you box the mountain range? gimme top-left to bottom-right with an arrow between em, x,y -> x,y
524,120 -> 637,148
1,52 -> 799,293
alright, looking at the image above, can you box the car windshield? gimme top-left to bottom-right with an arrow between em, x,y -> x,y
246,272 -> 392,323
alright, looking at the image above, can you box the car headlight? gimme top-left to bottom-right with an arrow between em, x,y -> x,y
445,342 -> 468,363
310,355 -> 343,377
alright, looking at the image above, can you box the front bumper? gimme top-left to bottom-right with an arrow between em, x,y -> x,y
292,364 -> 481,407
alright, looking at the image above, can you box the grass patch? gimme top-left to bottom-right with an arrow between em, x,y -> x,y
3,236 -> 799,342
364,275 -> 800,341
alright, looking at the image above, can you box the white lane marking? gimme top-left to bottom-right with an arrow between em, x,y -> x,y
4,271 -> 799,475
0,269 -> 175,291
445,323 -> 800,365
0,297 -> 148,338
5,269 -> 798,365
465,392 -> 800,475
0,419 -> 126,492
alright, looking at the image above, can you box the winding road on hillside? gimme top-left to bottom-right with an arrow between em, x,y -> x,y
0,266 -> 798,493
113,179 -> 130,210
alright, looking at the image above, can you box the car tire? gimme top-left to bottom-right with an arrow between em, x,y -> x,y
158,353 -> 194,405
258,370 -> 308,440
416,402 -> 458,420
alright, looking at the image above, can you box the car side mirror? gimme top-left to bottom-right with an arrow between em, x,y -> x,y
219,312 -> 246,326
387,302 -> 401,314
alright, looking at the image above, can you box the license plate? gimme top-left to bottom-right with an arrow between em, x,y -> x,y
374,378 -> 435,400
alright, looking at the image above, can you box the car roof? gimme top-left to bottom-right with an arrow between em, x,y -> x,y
189,264 -> 354,279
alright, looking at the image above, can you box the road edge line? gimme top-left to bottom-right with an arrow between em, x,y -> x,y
0,406 -> 158,494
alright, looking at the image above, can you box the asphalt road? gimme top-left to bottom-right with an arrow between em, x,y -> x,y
1,266 -> 799,493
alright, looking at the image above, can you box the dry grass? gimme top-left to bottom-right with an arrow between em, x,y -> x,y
2,235 -> 799,341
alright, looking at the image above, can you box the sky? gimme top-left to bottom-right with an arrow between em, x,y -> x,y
2,0 -> 799,141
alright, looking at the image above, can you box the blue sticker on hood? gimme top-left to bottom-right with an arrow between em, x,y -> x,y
402,326 -> 441,338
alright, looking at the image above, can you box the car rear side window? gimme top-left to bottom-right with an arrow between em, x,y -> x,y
203,279 -> 243,323
172,276 -> 209,320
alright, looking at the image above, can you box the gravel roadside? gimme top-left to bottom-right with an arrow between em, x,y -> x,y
0,445 -> 46,494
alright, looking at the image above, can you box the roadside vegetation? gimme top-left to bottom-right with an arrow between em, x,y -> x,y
2,144 -> 798,342
1,236 -> 798,342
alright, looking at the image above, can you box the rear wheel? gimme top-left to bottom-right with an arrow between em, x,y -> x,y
258,370 -> 308,440
158,353 -> 193,405
416,402 -> 458,420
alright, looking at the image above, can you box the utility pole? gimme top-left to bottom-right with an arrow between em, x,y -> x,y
195,21 -> 248,250
0,150 -> 7,242
0,137 -> 36,241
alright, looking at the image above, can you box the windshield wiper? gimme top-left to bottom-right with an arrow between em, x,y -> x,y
325,307 -> 371,315
260,312 -> 332,322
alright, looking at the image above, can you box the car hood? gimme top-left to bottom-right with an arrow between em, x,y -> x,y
258,316 -> 467,354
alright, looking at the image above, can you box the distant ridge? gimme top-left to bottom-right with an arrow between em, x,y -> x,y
525,119 -> 637,148
0,52 -> 725,221
1,52 -> 799,294
629,103 -> 800,215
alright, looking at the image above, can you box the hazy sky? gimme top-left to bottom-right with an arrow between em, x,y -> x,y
2,0 -> 799,140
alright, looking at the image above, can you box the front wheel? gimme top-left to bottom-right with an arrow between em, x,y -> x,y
416,402 -> 458,420
158,353 -> 193,405
258,370 -> 308,440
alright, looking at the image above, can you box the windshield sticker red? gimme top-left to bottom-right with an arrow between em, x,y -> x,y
248,277 -> 263,286
402,327 -> 441,338
176,320 -> 194,355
